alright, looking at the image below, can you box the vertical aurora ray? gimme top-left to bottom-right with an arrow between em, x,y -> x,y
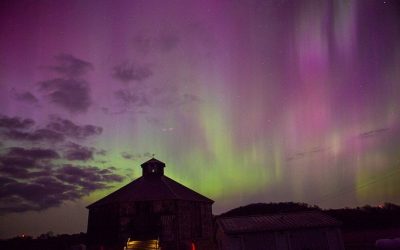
97,0 -> 400,210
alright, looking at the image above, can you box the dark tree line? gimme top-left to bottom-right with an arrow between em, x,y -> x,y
0,232 -> 86,250
218,202 -> 400,229
219,202 -> 319,217
325,203 -> 400,229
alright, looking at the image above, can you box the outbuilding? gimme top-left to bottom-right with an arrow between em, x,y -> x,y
216,211 -> 344,250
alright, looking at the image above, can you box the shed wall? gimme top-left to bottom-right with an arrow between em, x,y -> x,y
217,227 -> 345,250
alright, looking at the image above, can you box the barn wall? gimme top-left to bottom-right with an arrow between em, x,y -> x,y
118,200 -> 177,242
87,204 -> 121,249
201,203 -> 213,239
89,200 -> 213,249
176,201 -> 213,241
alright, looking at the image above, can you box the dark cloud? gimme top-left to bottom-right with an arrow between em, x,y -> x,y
95,149 -> 107,156
359,128 -> 389,138
115,89 -> 150,107
38,78 -> 91,113
2,128 -> 65,143
121,152 -> 134,159
46,116 -> 102,139
0,176 -> 15,185
0,156 -> 35,178
0,113 -> 116,213
0,178 -> 76,212
121,152 -> 151,161
113,85 -> 200,114
286,147 -> 326,161
112,62 -> 153,82
7,147 -> 60,160
0,156 -> 35,168
0,161 -> 123,214
0,157 -> 47,180
0,115 -> 35,130
49,54 -> 93,78
55,164 -> 123,191
95,160 -> 108,164
0,147 -> 58,179
149,86 -> 201,109
63,143 -> 93,161
13,91 -> 39,104
0,115 -> 102,145
38,54 -> 93,113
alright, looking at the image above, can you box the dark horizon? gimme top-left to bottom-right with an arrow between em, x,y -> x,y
2,201 -> 400,240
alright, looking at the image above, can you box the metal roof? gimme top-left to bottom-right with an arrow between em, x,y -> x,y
87,175 -> 213,208
217,211 -> 341,234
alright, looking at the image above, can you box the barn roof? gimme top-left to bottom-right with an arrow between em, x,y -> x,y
217,211 -> 341,234
87,174 -> 213,208
141,158 -> 165,167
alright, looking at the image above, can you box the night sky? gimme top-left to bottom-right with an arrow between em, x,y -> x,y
1,0 -> 400,239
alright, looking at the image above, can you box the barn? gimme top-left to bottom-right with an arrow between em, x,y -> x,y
216,211 -> 344,250
86,158 -> 214,250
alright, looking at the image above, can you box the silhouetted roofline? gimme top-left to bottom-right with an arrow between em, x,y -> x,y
140,158 -> 165,167
87,159 -> 213,209
87,175 -> 213,209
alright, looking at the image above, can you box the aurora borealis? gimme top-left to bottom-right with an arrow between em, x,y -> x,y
1,0 -> 400,238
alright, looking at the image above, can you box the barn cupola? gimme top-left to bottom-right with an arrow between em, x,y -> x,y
141,158 -> 165,178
